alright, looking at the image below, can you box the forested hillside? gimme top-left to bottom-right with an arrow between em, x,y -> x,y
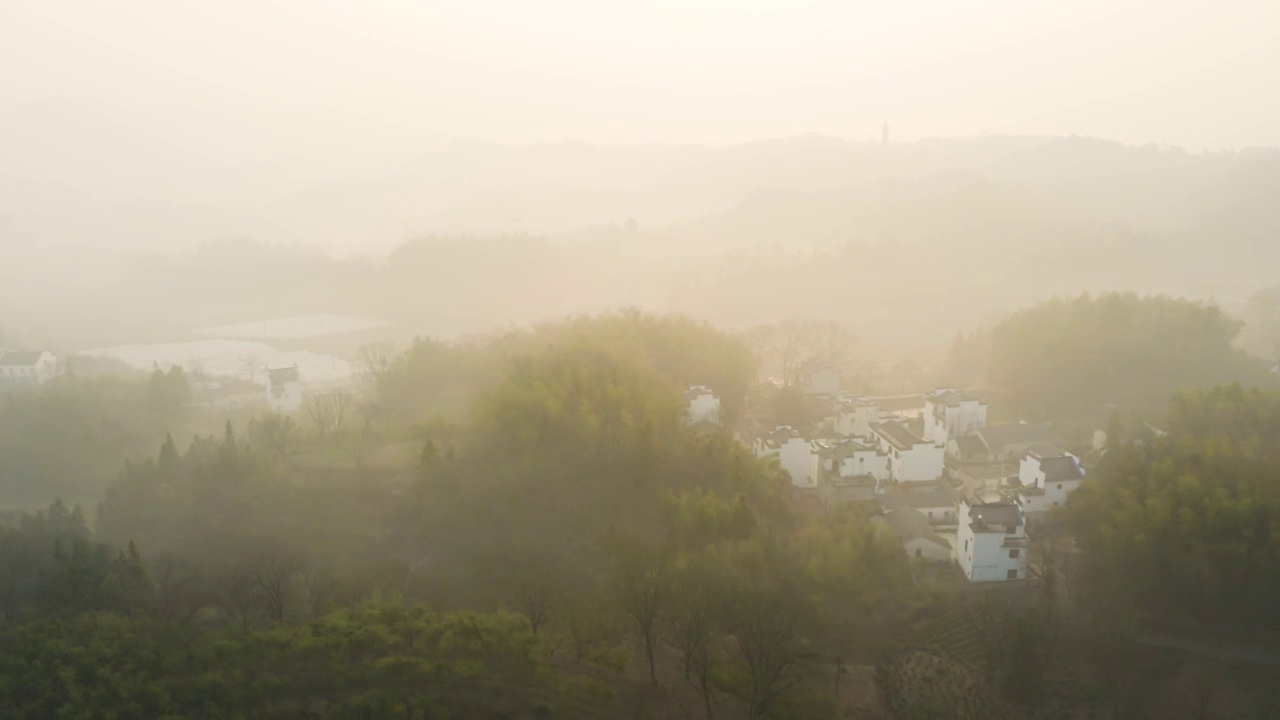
2,311 -> 1280,717
945,292 -> 1275,421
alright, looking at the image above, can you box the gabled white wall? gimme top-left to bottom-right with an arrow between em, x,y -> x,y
891,443 -> 945,483
687,392 -> 721,425
1017,453 -> 1085,512
779,437 -> 819,488
837,448 -> 889,481
956,501 -> 1027,582
268,380 -> 303,413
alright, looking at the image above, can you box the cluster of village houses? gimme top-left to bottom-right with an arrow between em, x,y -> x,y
0,350 -> 58,388
11,341 -> 1076,585
686,365 -> 1086,584
0,341 -> 312,417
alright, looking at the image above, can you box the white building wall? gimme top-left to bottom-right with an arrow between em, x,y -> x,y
778,438 -> 819,488
956,502 -> 1027,582
895,444 -> 945,483
925,397 -> 988,445
916,503 -> 957,523
905,537 -> 952,563
838,449 -> 889,481
923,402 -> 947,445
687,393 -> 721,425
268,380 -> 303,413
1017,453 -> 1085,513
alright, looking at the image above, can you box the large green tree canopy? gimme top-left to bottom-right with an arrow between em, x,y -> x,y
1069,384 -> 1280,627
976,292 -> 1270,419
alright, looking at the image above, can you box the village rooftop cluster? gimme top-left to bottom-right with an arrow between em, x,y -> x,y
688,365 -> 1086,584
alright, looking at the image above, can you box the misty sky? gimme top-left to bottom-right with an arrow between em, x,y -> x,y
4,0 -> 1278,166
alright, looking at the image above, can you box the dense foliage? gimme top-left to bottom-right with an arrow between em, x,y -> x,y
1070,384 -> 1280,628
957,292 -> 1271,419
5,310 -> 1280,717
0,371 -> 199,508
0,313 -> 921,717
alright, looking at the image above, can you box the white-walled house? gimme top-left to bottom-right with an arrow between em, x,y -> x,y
685,385 -> 721,426
754,427 -> 820,488
820,437 -> 890,482
882,508 -> 953,562
831,396 -> 881,439
0,350 -> 57,387
779,437 -> 820,488
1014,444 -> 1085,514
946,422 -> 1058,465
872,421 -> 945,484
956,499 -> 1028,582
881,484 -> 960,525
266,364 -> 303,413
922,389 -> 987,445
753,426 -> 796,458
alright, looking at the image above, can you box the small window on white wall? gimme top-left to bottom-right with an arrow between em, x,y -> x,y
1009,549 -> 1019,559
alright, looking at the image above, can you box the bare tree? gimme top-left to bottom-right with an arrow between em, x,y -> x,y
188,357 -> 215,407
775,318 -> 815,388
306,390 -> 354,437
299,562 -> 343,620
153,553 -> 210,629
515,577 -> 553,637
249,413 -> 296,459
240,352 -> 262,384
215,567 -> 260,636
253,550 -> 303,627
746,318 -> 857,387
609,542 -> 668,684
669,575 -> 719,718
354,341 -> 398,395
723,588 -> 814,720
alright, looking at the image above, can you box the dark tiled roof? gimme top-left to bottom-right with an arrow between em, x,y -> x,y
0,351 -> 46,366
882,487 -> 959,510
761,426 -> 801,446
684,386 -> 713,401
869,394 -> 925,413
873,421 -> 930,451
266,365 -> 300,383
1038,455 -> 1085,482
969,502 -> 1022,531
826,438 -> 877,459
885,509 -> 951,548
950,434 -> 988,455
1025,442 -> 1065,459
976,422 -> 1056,452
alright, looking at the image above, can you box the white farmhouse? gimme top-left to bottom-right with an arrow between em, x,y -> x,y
1014,444 -> 1085,514
922,389 -> 987,445
753,427 -> 820,488
872,421 -> 945,484
946,422 -> 1058,465
882,508 -> 953,562
685,385 -> 721,426
956,499 -> 1028,582
779,437 -> 820,488
881,484 -> 960,525
831,396 -> 881,439
266,364 -> 303,413
0,350 -> 57,387
820,437 -> 889,482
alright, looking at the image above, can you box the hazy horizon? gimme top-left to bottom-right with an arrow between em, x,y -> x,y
5,0 -> 1279,202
